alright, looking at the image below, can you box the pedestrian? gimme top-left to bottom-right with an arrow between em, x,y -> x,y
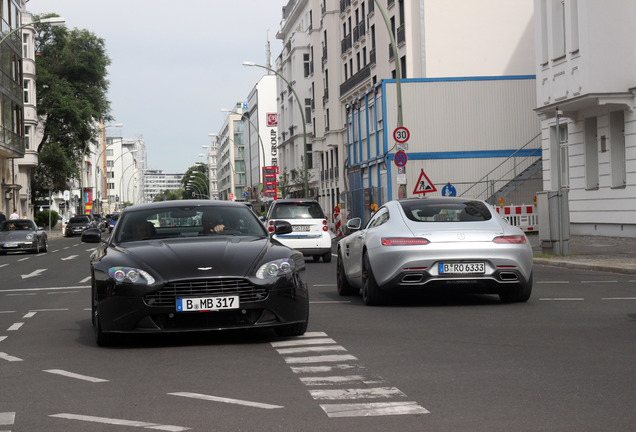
0,210 -> 6,223
9,209 -> 19,220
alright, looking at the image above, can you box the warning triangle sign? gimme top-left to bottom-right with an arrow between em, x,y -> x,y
413,169 -> 437,194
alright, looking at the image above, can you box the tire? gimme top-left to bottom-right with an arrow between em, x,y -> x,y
274,321 -> 308,337
337,250 -> 358,296
41,238 -> 48,253
30,242 -> 40,254
322,251 -> 332,263
499,273 -> 533,303
93,287 -> 115,347
362,251 -> 387,306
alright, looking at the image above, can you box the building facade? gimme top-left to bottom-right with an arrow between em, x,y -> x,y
216,106 -> 247,201
534,0 -> 636,237
143,169 -> 183,203
104,136 -> 145,213
275,0 -> 536,221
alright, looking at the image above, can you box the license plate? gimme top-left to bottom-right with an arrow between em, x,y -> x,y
176,296 -> 239,312
3,243 -> 18,248
292,225 -> 310,232
439,262 -> 485,274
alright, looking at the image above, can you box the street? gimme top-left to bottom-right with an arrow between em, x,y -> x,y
1,235 -> 635,431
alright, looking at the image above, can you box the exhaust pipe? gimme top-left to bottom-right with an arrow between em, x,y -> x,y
401,274 -> 424,283
499,272 -> 519,281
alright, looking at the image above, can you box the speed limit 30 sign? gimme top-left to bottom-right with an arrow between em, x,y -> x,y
393,126 -> 410,143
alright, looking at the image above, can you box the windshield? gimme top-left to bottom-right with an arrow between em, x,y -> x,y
0,221 -> 36,231
271,202 -> 325,219
400,199 -> 493,222
115,205 -> 268,242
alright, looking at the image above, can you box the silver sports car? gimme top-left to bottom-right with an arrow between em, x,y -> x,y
337,197 -> 533,305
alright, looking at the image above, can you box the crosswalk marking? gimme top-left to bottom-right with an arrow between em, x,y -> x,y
49,413 -> 189,431
0,352 -> 22,362
283,354 -> 358,364
275,345 -> 347,355
44,369 -> 109,383
300,375 -> 384,386
320,402 -> 429,418
310,387 -> 406,400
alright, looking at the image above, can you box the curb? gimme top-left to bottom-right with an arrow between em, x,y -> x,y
533,258 -> 636,275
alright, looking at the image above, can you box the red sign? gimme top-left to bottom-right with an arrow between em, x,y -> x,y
266,113 -> 278,127
262,166 -> 278,199
394,151 -> 408,167
393,126 -> 410,143
412,169 -> 437,194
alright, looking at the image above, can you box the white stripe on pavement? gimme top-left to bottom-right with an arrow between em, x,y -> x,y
309,387 -> 406,400
7,323 -> 23,331
291,364 -> 366,374
0,286 -> 89,293
0,411 -> 15,426
49,413 -> 189,431
602,297 -> 636,300
300,375 -> 384,386
44,369 -> 109,383
539,298 -> 584,301
0,352 -> 22,362
0,336 -> 7,343
271,337 -> 336,348
22,312 -> 37,319
320,401 -> 429,418
168,392 -> 283,409
275,345 -> 347,355
283,354 -> 358,364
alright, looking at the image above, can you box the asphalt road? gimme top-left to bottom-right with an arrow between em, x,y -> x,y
1,235 -> 635,431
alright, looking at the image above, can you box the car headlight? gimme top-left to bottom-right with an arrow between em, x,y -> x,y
108,267 -> 155,284
256,259 -> 295,279
26,234 -> 34,240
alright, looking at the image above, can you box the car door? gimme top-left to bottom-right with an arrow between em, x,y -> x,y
343,208 -> 388,286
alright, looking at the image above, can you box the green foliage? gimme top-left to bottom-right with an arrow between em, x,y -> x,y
182,163 -> 210,199
34,210 -> 59,229
31,15 -> 112,198
153,189 -> 185,202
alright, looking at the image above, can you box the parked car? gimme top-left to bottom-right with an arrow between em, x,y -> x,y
81,200 -> 309,346
64,215 -> 97,237
264,199 -> 332,262
92,214 -> 107,231
336,197 -> 533,305
108,213 -> 120,233
0,219 -> 48,255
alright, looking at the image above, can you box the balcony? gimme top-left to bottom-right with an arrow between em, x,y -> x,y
339,63 -> 371,97
341,34 -> 352,54
397,24 -> 405,45
370,48 -> 376,65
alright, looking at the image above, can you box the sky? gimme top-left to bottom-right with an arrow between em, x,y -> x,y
26,0 -> 284,173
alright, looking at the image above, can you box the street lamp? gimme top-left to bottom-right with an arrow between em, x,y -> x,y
0,16 -> 66,45
242,61 -> 310,198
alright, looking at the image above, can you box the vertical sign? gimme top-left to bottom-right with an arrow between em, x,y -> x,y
263,166 -> 279,200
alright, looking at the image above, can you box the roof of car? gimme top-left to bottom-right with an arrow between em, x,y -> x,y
121,199 -> 249,214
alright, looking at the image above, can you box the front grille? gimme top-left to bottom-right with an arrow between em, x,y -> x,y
144,278 -> 268,307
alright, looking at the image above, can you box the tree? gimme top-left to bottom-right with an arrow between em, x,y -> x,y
291,157 -> 314,198
153,189 -> 185,202
278,167 -> 292,199
181,163 -> 210,199
32,15 -> 112,198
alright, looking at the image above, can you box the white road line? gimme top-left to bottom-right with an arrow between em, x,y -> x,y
309,387 -> 406,400
537,281 -> 570,284
310,300 -> 351,304
0,411 -> 15,426
168,392 -> 283,409
22,312 -> 37,319
0,336 -> 6,343
582,280 -> 617,284
30,308 -> 70,312
49,413 -> 189,431
7,293 -> 36,296
320,401 -> 429,418
0,286 -> 89,293
539,298 -> 584,301
17,257 -> 30,262
276,345 -> 347,355
7,323 -> 23,331
313,284 -> 336,287
291,364 -> 366,374
300,375 -> 384,386
0,352 -> 22,362
298,331 -> 328,337
284,354 -> 358,364
271,337 -> 336,348
44,369 -> 109,383
0,263 -> 8,268
48,291 -> 80,295
602,297 -> 636,300
0,311 -> 15,314
61,255 -> 78,261
79,276 -> 91,283
21,269 -> 47,279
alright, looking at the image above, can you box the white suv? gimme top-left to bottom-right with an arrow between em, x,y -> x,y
265,199 -> 332,262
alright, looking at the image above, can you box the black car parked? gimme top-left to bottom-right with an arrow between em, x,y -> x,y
64,215 -> 97,237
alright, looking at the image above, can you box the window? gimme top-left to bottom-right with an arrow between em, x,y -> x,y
551,121 -> 569,188
22,33 -> 31,58
23,79 -> 30,104
584,117 -> 598,190
305,98 -> 312,123
551,0 -> 566,59
570,0 -> 579,53
609,111 -> 626,188
24,125 -> 31,149
304,54 -> 310,77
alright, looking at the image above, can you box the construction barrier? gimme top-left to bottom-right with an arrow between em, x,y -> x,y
496,204 -> 538,232
333,206 -> 343,238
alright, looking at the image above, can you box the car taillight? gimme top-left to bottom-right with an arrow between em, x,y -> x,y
268,220 -> 275,233
493,235 -> 527,244
322,219 -> 328,232
381,237 -> 430,246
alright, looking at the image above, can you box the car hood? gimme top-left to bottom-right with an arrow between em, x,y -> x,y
0,231 -> 33,241
112,236 -> 269,280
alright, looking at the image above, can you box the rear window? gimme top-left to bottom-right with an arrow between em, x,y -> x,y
271,202 -> 325,219
400,200 -> 492,222
69,216 -> 89,223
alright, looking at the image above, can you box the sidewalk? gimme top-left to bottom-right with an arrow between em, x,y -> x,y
528,233 -> 636,275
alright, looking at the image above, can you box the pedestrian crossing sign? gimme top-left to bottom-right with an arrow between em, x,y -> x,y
413,169 -> 437,194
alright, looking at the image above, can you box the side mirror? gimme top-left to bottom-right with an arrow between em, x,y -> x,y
81,228 -> 102,243
346,218 -> 362,231
273,220 -> 293,235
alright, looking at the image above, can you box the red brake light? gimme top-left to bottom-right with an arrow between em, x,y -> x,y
322,219 -> 328,231
381,237 -> 430,246
493,235 -> 526,244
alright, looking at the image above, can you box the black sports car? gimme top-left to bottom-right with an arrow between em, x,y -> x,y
0,219 -> 48,255
81,200 -> 309,346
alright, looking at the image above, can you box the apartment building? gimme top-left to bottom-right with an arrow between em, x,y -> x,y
276,0 -> 537,221
143,169 -> 183,203
534,0 -> 636,237
216,107 -> 247,201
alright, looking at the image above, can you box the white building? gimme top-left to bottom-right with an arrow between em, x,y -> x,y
534,0 -> 636,238
104,136 -> 145,213
276,0 -> 537,221
215,104 -> 247,201
143,169 -> 183,203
